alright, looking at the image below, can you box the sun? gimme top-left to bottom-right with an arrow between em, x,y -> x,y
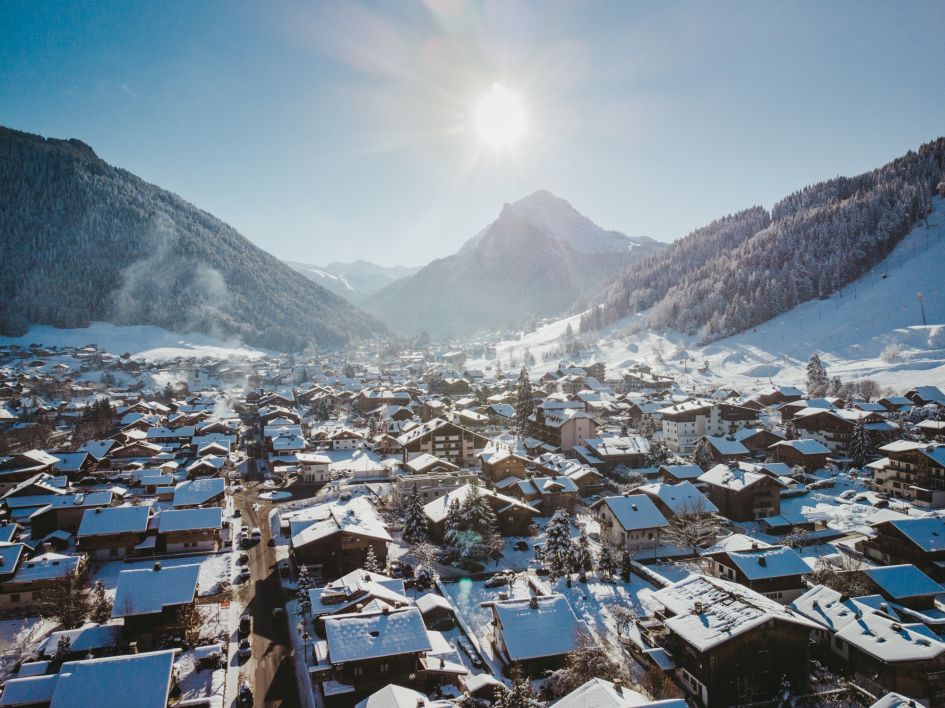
473,83 -> 527,149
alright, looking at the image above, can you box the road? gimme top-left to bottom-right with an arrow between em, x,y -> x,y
234,489 -> 299,708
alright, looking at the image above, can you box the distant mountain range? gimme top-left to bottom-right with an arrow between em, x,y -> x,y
363,190 -> 664,336
286,260 -> 422,304
0,127 -> 386,351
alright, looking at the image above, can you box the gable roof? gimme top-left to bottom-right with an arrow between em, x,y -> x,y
325,607 -> 431,664
594,494 -> 669,532
493,594 -> 586,661
77,505 -> 150,537
651,574 -> 818,652
112,563 -> 200,617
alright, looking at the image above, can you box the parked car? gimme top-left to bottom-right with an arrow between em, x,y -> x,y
239,613 -> 252,637
238,552 -> 249,565
454,636 -> 485,669
237,681 -> 253,707
239,565 -> 250,582
238,639 -> 252,659
272,607 -> 285,620
232,508 -> 241,517
250,527 -> 262,542
485,571 -> 513,588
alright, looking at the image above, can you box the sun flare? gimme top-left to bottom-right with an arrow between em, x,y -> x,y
473,83 -> 527,149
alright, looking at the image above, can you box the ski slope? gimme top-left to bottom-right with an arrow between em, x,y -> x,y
478,196 -> 945,392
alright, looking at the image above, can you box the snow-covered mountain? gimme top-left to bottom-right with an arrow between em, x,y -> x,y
286,260 -> 421,304
364,190 -> 663,336
474,196 -> 945,391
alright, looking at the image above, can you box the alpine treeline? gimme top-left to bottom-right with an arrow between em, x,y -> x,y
582,137 -> 945,342
0,127 -> 386,351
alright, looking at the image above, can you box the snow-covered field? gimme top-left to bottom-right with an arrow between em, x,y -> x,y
473,197 -> 945,392
0,322 -> 269,361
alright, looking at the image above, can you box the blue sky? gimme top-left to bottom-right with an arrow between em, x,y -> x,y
2,0 -> 944,266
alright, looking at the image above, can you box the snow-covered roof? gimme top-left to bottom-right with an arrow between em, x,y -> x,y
582,435 -> 650,458
0,650 -> 178,708
652,575 -> 818,652
885,517 -> 945,552
77,505 -> 150,537
422,484 -> 537,524
157,507 -> 222,533
41,625 -> 123,657
637,481 -> 717,516
112,563 -> 200,617
703,435 -> 749,456
171,477 -> 225,507
699,464 -> 783,491
290,496 -> 392,548
550,677 -> 688,708
354,684 -> 432,708
723,545 -> 811,581
324,607 -> 432,664
863,564 -> 944,600
595,494 -> 669,531
770,438 -> 830,455
658,463 -> 704,480
493,594 -> 586,661
11,553 -> 81,584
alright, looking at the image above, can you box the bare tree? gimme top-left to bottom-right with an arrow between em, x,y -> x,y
36,572 -> 91,629
661,499 -> 722,554
809,555 -> 872,596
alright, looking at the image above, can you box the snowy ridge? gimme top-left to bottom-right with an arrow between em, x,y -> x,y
476,196 -> 945,391
0,322 -> 270,361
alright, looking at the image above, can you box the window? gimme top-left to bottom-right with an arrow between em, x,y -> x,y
379,663 -> 389,673
352,667 -> 363,677
9,594 -> 20,603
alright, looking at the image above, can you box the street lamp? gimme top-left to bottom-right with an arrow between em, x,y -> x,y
917,292 -> 928,326
297,621 -> 311,664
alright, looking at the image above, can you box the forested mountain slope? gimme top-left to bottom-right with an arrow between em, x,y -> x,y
584,138 -> 945,342
0,127 -> 385,351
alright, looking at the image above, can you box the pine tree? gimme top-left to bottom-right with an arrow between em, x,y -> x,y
806,353 -> 829,397
692,438 -> 714,470
571,528 -> 594,573
639,413 -> 656,440
645,438 -> 671,468
363,546 -> 381,574
543,509 -> 574,580
402,486 -> 428,545
495,664 -> 541,708
444,497 -> 463,546
89,580 -> 112,624
849,419 -> 873,468
515,368 -> 534,435
598,544 -> 617,577
297,563 -> 315,600
620,547 -> 633,581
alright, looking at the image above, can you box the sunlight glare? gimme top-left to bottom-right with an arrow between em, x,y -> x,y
473,83 -> 527,149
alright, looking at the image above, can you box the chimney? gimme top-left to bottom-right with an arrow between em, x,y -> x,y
751,542 -> 758,549
529,596 -> 538,609
128,641 -> 138,654
693,601 -> 703,613
153,561 -> 161,571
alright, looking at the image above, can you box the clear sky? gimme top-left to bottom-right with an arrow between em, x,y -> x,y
2,1 -> 944,267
